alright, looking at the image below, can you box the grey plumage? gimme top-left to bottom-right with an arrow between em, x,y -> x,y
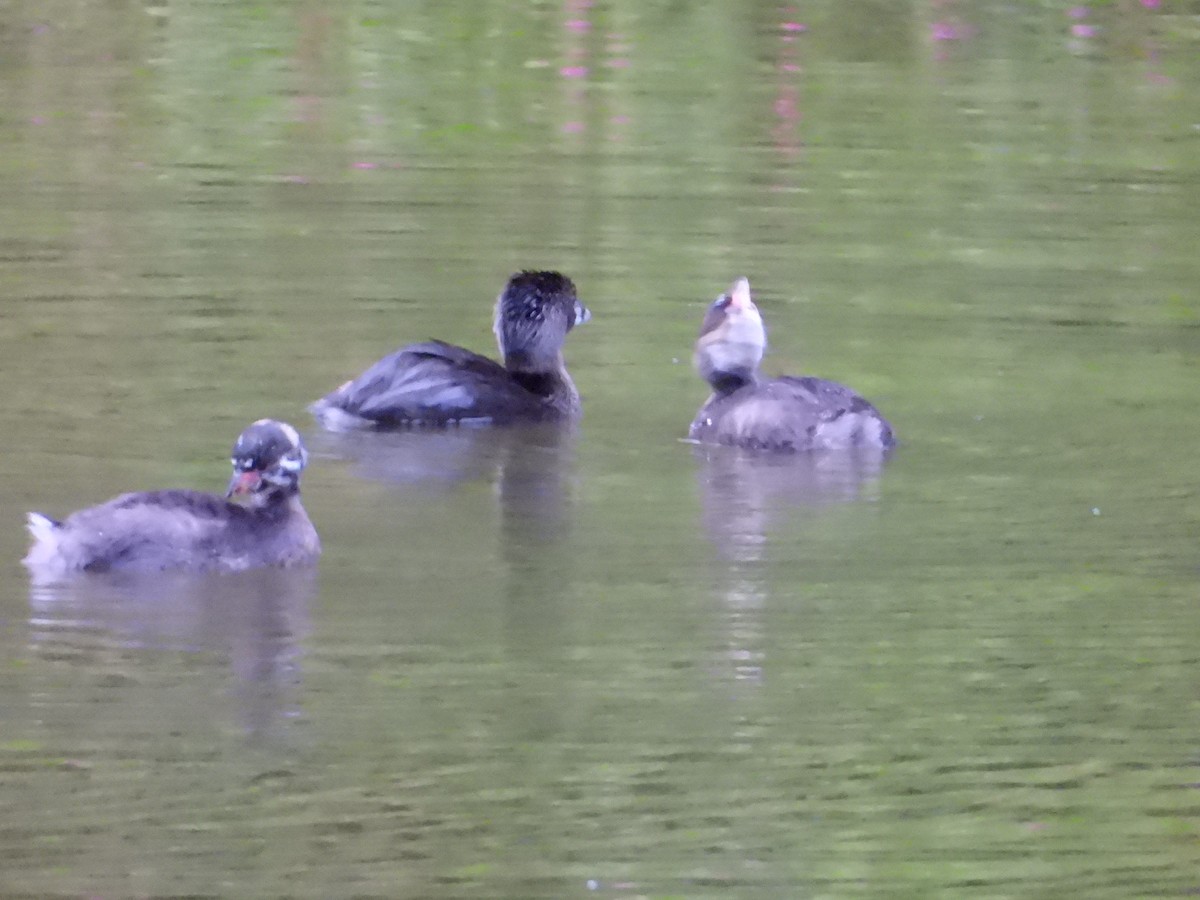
24,420 -> 320,580
689,278 -> 896,453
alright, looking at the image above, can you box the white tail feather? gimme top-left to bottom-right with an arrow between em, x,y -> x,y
23,512 -> 66,572
26,512 -> 60,543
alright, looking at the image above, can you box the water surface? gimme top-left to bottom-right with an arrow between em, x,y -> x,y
2,2 -> 1199,896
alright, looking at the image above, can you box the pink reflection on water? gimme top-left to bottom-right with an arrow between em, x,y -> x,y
558,0 -> 591,145
554,1 -> 643,144
928,0 -> 976,60
556,0 -> 634,144
771,6 -> 805,163
1139,5 -> 1173,86
606,31 -> 631,70
930,21 -> 960,41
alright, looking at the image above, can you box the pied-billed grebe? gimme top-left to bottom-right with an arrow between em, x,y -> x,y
23,420 -> 320,578
689,278 -> 896,452
310,270 -> 591,430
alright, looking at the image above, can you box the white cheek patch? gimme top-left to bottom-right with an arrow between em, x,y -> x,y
263,455 -> 304,485
278,448 -> 307,473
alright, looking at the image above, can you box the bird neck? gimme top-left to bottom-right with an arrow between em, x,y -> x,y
706,366 -> 758,396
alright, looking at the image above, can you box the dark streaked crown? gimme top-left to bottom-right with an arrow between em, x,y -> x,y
228,419 -> 308,501
231,419 -> 307,473
493,270 -> 590,370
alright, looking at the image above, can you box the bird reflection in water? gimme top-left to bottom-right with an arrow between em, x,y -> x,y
318,420 -> 579,858
27,567 -> 315,745
308,423 -> 572,503
316,420 -> 577,632
313,419 -> 577,667
693,443 -> 892,684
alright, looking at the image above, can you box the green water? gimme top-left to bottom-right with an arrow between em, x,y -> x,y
2,1 -> 1199,896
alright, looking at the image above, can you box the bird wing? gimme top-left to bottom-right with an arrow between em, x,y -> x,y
316,341 -> 546,426
59,490 -> 235,572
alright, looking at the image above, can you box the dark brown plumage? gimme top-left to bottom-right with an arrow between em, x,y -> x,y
310,271 -> 590,430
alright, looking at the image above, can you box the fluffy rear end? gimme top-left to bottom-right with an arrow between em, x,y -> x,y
23,512 -> 66,573
308,397 -> 376,432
